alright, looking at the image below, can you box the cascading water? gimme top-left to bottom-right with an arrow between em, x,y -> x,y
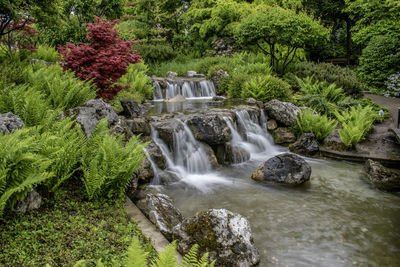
151,120 -> 229,192
153,79 -> 216,100
143,148 -> 161,185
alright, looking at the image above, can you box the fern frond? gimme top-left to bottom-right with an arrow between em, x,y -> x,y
151,241 -> 177,267
125,237 -> 148,267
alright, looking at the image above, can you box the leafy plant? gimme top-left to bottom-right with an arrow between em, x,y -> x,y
296,76 -> 345,103
241,75 -> 291,102
133,43 -> 177,64
58,17 -> 142,100
32,45 -> 59,62
296,109 -> 337,142
25,64 -> 96,110
111,63 -> 154,110
285,61 -> 363,95
227,73 -> 252,98
358,35 -> 400,92
335,105 -> 377,147
81,119 -> 146,200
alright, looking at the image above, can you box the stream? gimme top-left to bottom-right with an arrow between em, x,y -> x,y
148,81 -> 400,266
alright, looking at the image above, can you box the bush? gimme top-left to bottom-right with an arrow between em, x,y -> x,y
358,35 -> 400,92
227,73 -> 252,98
296,109 -> 337,142
385,72 -> 400,97
133,43 -> 176,64
81,119 -> 146,200
301,94 -> 338,117
241,75 -> 291,102
58,18 -> 142,100
337,97 -> 388,119
335,105 -> 376,147
111,63 -> 154,110
31,45 -> 59,62
285,61 -> 363,95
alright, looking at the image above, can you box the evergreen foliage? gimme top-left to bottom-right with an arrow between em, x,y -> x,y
241,75 -> 291,102
296,109 -> 337,142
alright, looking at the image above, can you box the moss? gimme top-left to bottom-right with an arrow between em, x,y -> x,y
185,213 -> 219,252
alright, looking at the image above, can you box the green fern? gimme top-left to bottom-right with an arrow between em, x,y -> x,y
151,241 -> 177,267
125,237 -> 148,267
180,244 -> 215,267
296,109 -> 337,142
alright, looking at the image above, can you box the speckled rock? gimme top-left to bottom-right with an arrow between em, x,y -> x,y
0,112 -> 24,134
251,153 -> 311,185
173,209 -> 260,267
365,160 -> 400,191
186,113 -> 230,146
289,133 -> 319,156
16,190 -> 41,213
264,99 -> 300,127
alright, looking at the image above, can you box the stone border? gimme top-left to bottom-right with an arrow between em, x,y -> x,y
319,148 -> 400,169
124,198 -> 183,262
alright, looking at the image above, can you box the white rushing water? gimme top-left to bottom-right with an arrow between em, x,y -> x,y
153,80 -> 216,101
149,109 -> 283,191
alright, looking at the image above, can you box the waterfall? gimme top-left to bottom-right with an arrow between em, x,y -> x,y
150,120 -> 229,191
153,81 -> 163,101
153,79 -> 216,101
144,148 -> 161,185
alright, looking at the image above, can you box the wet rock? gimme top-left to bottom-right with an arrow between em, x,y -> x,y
152,119 -> 184,147
251,153 -> 311,185
187,114 -> 230,146
16,190 -> 41,213
246,98 -> 263,107
142,137 -> 167,170
267,119 -> 278,131
111,116 -> 133,139
365,160 -> 400,191
211,69 -> 229,90
173,209 -> 260,267
323,128 -> 343,149
186,71 -> 205,78
127,118 -> 151,136
64,99 -> 119,138
0,112 -> 24,134
222,143 -> 250,164
212,96 -> 226,101
264,99 -> 300,127
201,143 -> 219,169
273,127 -> 296,144
165,94 -> 186,103
289,133 -> 319,156
166,71 -> 178,79
120,99 -> 149,118
147,193 -> 184,240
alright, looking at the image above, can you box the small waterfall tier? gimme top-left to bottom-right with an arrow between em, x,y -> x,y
152,77 -> 216,101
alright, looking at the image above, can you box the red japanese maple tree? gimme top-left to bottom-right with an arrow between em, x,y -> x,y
58,17 -> 142,100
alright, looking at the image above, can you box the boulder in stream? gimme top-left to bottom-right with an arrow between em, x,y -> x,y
0,112 -> 24,134
173,209 -> 260,267
187,113 -> 230,146
273,127 -> 296,144
264,99 -> 300,127
365,160 -> 400,191
120,99 -> 149,118
152,119 -> 184,147
289,133 -> 319,156
251,153 -> 311,185
144,194 -> 184,240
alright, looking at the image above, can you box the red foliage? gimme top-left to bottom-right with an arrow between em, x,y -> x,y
4,18 -> 38,52
58,17 -> 142,100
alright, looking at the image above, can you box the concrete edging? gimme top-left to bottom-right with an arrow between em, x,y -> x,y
124,197 -> 183,262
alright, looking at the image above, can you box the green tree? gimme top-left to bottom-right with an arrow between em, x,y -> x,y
236,5 -> 329,74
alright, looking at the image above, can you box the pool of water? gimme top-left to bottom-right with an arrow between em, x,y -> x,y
160,154 -> 400,266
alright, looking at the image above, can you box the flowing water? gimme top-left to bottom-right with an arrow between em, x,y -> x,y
148,107 -> 400,267
153,80 -> 216,101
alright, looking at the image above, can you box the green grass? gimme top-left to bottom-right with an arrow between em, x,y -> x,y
0,180 -> 156,266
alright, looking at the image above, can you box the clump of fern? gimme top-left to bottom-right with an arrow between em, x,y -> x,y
31,45 -> 59,62
335,105 -> 376,147
111,63 -> 154,111
296,109 -> 337,142
81,119 -> 147,200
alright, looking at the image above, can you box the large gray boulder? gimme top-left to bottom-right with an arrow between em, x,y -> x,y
173,209 -> 260,267
289,133 -> 319,156
186,114 -> 230,146
251,153 -> 311,185
152,119 -> 184,147
0,112 -> 24,134
146,194 -> 184,240
365,160 -> 400,191
120,99 -> 149,118
64,99 -> 119,138
16,190 -> 41,213
264,100 -> 300,127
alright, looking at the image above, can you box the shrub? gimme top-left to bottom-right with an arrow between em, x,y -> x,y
58,17 -> 142,100
227,73 -> 252,98
296,76 -> 345,103
31,45 -> 59,62
335,105 -> 376,147
301,94 -> 338,117
385,72 -> 400,97
296,109 -> 337,142
81,119 -> 146,200
241,75 -> 291,102
133,43 -> 176,64
234,62 -> 272,76
285,61 -> 363,95
25,64 -> 96,110
111,63 -> 154,110
358,35 -> 400,92
337,97 -> 388,119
